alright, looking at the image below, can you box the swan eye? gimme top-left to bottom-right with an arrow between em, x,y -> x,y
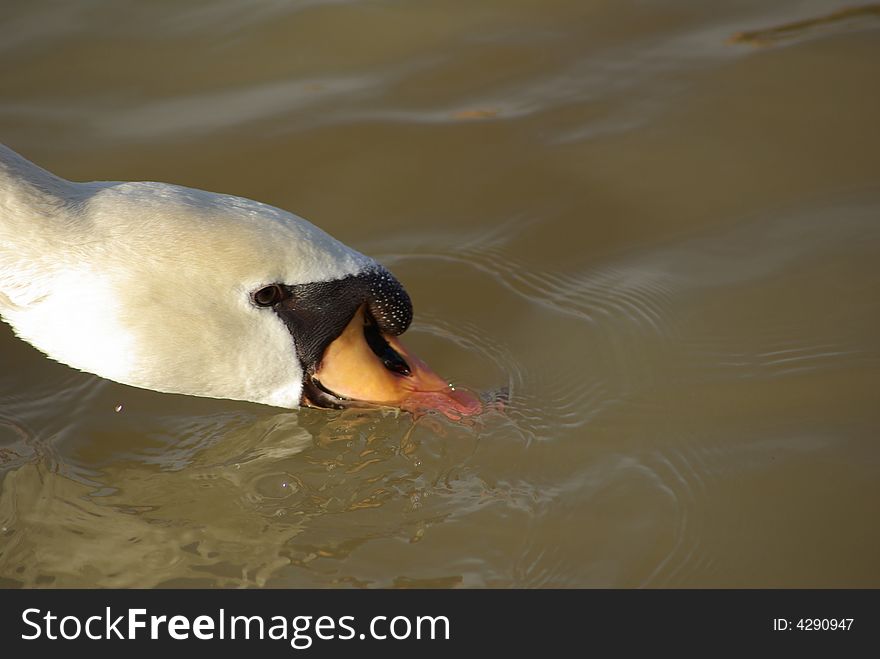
253,284 -> 285,307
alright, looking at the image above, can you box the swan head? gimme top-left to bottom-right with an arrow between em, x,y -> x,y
0,152 -> 481,418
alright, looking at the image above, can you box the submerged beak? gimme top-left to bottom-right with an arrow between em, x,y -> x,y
304,306 -> 482,420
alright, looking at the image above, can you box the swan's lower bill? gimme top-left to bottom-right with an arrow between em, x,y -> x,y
304,306 -> 482,420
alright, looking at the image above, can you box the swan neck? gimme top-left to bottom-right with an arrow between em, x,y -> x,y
0,144 -> 79,229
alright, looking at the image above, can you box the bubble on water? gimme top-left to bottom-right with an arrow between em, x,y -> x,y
254,473 -> 300,499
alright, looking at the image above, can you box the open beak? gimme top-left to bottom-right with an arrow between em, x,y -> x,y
302,306 -> 482,420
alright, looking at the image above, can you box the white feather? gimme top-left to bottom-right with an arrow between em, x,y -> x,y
0,144 -> 375,408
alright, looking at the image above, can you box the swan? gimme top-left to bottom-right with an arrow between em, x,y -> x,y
0,144 -> 481,418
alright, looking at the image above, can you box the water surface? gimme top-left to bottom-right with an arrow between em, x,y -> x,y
2,0 -> 880,587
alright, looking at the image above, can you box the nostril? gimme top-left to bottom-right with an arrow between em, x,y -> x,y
363,315 -> 412,376
382,349 -> 411,376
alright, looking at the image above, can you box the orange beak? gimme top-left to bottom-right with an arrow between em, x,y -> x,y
305,306 -> 482,420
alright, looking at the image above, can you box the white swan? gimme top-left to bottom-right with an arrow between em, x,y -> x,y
0,144 -> 480,417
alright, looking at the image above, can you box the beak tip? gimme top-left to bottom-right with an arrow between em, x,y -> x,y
400,385 -> 484,420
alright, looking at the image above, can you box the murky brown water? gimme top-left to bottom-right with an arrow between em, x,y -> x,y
2,0 -> 880,588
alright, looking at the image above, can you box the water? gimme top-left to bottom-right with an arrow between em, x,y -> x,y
2,0 -> 880,587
